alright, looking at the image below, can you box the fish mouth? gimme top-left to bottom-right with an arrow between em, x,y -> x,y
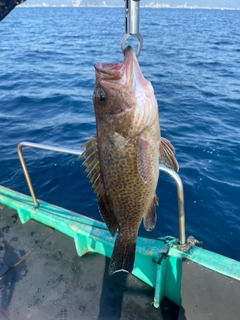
94,46 -> 139,83
94,62 -> 123,81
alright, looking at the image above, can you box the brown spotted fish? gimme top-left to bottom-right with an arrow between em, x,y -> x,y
81,46 -> 178,275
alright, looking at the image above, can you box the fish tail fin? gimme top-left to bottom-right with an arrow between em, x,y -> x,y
109,235 -> 136,275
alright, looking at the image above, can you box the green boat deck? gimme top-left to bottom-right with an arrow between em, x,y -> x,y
0,203 -> 178,320
1,187 -> 240,320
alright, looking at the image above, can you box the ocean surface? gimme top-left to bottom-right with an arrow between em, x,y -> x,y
0,7 -> 239,261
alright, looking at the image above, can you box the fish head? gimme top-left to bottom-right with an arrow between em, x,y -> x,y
93,46 -> 155,132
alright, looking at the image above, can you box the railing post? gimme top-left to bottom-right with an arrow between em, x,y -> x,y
17,142 -> 82,208
17,143 -> 39,207
159,165 -> 186,245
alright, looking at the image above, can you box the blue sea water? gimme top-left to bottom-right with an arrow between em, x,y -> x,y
0,7 -> 239,261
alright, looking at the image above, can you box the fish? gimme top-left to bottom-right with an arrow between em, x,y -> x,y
81,46 -> 178,275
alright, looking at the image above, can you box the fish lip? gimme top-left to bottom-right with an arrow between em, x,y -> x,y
94,46 -> 136,82
94,62 -> 122,73
94,62 -> 124,81
122,45 -> 137,65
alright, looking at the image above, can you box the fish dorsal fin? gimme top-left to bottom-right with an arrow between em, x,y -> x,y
159,137 -> 179,172
137,137 -> 151,184
80,135 -> 118,236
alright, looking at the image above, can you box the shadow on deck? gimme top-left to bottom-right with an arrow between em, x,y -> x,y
0,203 -> 179,320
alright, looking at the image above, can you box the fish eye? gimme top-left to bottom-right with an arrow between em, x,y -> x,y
99,92 -> 106,103
94,88 -> 107,104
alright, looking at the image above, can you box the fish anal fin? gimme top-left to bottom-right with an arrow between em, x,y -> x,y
144,195 -> 158,231
109,235 -> 136,275
159,137 -> 179,172
81,135 -> 118,237
137,137 -> 151,184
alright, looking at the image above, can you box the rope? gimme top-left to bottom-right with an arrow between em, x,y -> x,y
152,235 -> 202,265
177,235 -> 202,252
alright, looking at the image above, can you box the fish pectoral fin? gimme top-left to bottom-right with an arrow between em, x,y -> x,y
144,195 -> 158,231
80,135 -> 97,159
137,137 -> 151,184
109,235 -> 136,275
159,137 -> 179,172
81,135 -> 118,236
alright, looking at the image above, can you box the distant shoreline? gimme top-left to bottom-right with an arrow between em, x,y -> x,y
17,5 -> 240,10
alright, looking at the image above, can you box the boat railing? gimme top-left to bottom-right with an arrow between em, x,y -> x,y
17,141 -> 186,245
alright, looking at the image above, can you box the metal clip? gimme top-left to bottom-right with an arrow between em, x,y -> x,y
121,33 -> 143,57
121,0 -> 143,57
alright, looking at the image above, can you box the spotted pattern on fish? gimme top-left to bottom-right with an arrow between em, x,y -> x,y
81,46 -> 179,275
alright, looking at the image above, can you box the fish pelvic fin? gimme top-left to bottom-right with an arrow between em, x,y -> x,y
144,195 -> 158,231
81,135 -> 119,236
159,137 -> 179,172
109,235 -> 136,275
137,137 -> 151,184
98,197 -> 118,236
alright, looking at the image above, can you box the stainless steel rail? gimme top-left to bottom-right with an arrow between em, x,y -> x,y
17,141 -> 186,245
17,142 -> 82,208
159,165 -> 186,245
